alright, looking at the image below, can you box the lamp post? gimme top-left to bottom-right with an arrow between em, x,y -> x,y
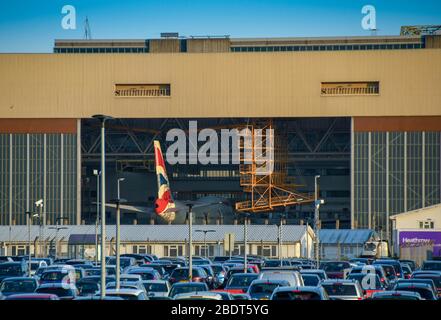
26,211 -> 39,276
34,200 -> 44,257
195,229 -> 216,258
186,204 -> 194,282
115,177 -> 125,290
243,213 -> 250,273
93,169 -> 101,265
93,114 -> 113,299
314,175 -> 324,268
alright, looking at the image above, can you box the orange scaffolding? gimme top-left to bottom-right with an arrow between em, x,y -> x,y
235,120 -> 314,213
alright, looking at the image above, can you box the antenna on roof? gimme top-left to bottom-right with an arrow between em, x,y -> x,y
84,16 -> 92,40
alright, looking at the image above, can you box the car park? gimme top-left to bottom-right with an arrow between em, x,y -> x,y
321,279 -> 364,300
271,286 -> 329,300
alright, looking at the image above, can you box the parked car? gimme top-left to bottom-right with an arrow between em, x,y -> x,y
28,260 -> 48,276
393,282 -> 438,300
395,279 -> 437,297
168,267 -> 209,285
138,264 -> 168,279
373,259 -> 404,279
321,279 -> 364,300
39,265 -> 76,285
142,280 -> 170,298
399,259 -> 416,271
169,282 -> 209,298
258,270 -> 303,287
370,291 -> 423,300
246,279 -> 290,300
104,288 -> 148,300
0,277 -> 38,296
4,293 -> 60,300
347,265 -> 389,287
271,286 -> 329,300
106,256 -> 137,272
127,267 -> 162,281
320,261 -> 351,279
76,278 -> 100,296
263,259 -> 292,268
401,264 -> 413,279
224,273 -> 259,294
300,269 -> 328,281
106,281 -> 146,293
0,262 -> 28,282
346,273 -> 386,298
35,283 -> 79,300
421,260 -> 441,272
411,271 -> 441,296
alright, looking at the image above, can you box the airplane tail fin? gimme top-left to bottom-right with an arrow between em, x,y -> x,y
153,140 -> 176,222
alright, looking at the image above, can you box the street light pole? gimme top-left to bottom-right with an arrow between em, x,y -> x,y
93,114 -> 113,299
314,175 -> 323,268
243,213 -> 249,273
93,170 -> 100,266
187,204 -> 193,282
26,211 -> 32,276
116,177 -> 125,290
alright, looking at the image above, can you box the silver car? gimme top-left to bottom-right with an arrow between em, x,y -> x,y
258,270 -> 304,287
142,280 -> 170,298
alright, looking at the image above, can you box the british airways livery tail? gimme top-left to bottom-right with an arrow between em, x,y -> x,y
154,140 -> 177,222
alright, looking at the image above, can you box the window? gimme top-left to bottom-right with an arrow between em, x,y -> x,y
115,84 -> 171,97
132,245 -> 152,254
163,245 -> 183,257
419,220 -> 435,229
257,245 -> 277,257
321,81 -> 379,96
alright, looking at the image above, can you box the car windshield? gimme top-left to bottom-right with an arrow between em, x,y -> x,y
273,291 -> 321,300
322,284 -> 357,296
302,275 -> 320,286
108,258 -> 132,268
422,262 -> 441,271
0,265 -> 21,276
250,283 -> 280,294
0,280 -> 36,293
78,282 -> 98,294
144,283 -> 168,292
227,275 -> 257,288
41,271 -> 69,281
211,266 -> 224,274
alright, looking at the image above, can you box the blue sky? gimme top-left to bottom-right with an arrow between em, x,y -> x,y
0,0 -> 440,52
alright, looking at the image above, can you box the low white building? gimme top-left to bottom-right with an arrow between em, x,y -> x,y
390,203 -> 441,260
0,224 -> 315,260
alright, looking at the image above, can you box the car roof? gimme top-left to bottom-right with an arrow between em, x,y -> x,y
373,290 -> 421,297
6,293 -> 58,298
37,283 -> 76,289
174,291 -> 222,299
172,282 -> 207,287
141,280 -> 168,284
395,282 -> 432,288
230,273 -> 258,277
0,277 -> 36,281
105,289 -> 144,295
275,286 -> 323,293
321,279 -> 357,284
251,279 -> 290,284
